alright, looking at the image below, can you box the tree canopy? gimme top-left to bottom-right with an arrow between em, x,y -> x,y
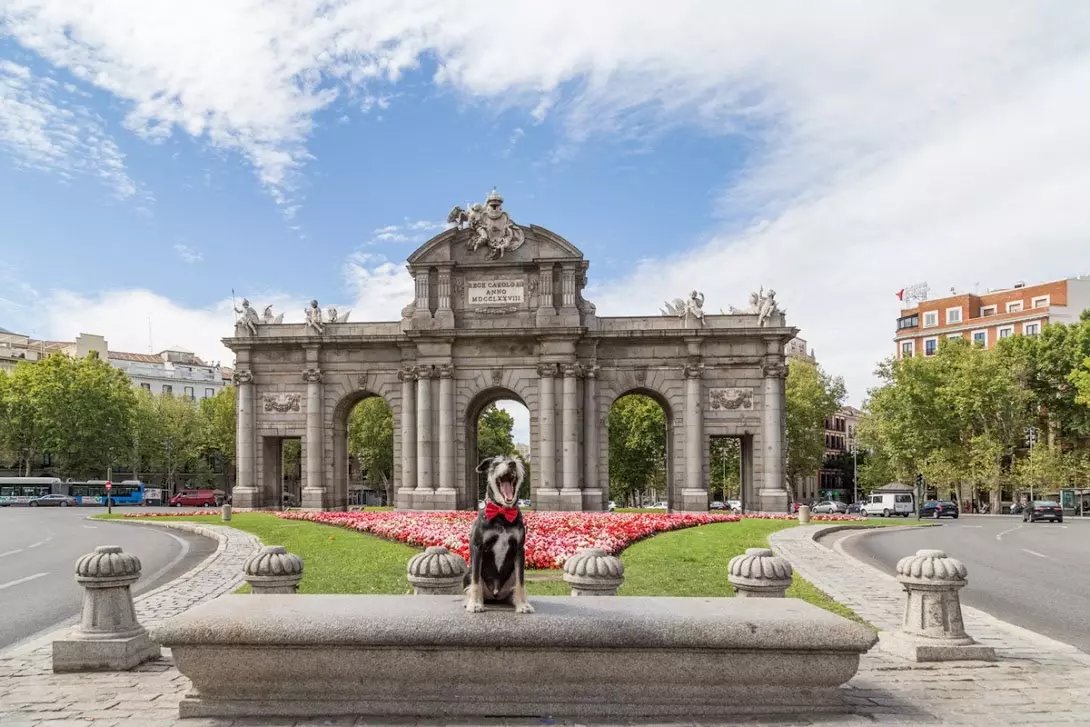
784,359 -> 846,490
608,394 -> 667,505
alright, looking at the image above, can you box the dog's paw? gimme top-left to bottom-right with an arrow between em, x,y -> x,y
465,600 -> 486,613
514,601 -> 535,614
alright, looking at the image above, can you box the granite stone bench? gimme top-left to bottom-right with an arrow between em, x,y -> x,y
151,594 -> 876,719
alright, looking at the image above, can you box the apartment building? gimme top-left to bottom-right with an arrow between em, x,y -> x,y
894,275 -> 1090,358
816,405 -> 861,499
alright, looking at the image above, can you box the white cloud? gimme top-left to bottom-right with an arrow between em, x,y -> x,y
366,220 -> 446,246
0,59 -> 143,200
172,243 -> 202,263
494,400 -> 530,447
342,253 -> 415,320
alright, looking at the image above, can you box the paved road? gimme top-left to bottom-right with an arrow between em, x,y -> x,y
0,506 -> 215,650
842,515 -> 1090,652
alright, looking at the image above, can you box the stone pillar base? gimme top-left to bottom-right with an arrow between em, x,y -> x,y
533,490 -> 562,511
53,630 -> 160,672
558,489 -> 584,511
395,488 -> 415,510
408,490 -> 458,511
230,486 -> 259,510
758,489 -> 790,514
580,489 -> 606,511
879,632 -> 996,663
676,488 -> 710,512
300,487 -> 329,510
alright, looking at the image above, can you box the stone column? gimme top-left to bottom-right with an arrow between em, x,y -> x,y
560,363 -> 582,509
583,365 -> 602,509
415,365 -> 434,499
232,370 -> 257,508
397,366 -> 416,505
415,272 -> 430,311
539,267 -> 554,309
560,265 -> 577,307
759,360 -> 790,513
437,271 -> 451,311
537,363 -> 558,503
302,367 -> 324,509
435,364 -> 457,508
680,361 -> 706,511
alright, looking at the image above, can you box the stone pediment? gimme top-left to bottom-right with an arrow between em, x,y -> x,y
407,224 -> 583,268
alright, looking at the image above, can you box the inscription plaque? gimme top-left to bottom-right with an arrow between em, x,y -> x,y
466,278 -> 525,306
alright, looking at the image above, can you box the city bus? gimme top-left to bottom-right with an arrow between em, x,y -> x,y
0,477 -> 65,506
64,481 -> 147,506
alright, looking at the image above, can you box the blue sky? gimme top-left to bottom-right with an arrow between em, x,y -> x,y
3,2 -> 1090,446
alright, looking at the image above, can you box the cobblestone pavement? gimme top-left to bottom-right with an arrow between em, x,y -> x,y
1,521 -> 1089,725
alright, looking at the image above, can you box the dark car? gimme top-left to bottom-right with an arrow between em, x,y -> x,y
919,500 -> 959,519
847,501 -> 863,514
28,493 -> 77,507
1024,500 -> 1063,523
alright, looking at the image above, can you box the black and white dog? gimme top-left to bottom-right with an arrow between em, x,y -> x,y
464,455 -> 533,614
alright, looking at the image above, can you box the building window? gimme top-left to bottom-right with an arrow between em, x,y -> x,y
205,388 -> 215,398
1024,322 -> 1041,336
947,333 -> 962,341
900,340 -> 915,358
998,326 -> 1014,340
1006,301 -> 1023,313
924,338 -> 938,356
971,330 -> 988,347
980,305 -> 997,317
1031,295 -> 1050,308
140,382 -> 151,391
184,386 -> 195,400
946,307 -> 962,324
162,384 -> 173,395
922,311 -> 938,328
896,314 -> 919,331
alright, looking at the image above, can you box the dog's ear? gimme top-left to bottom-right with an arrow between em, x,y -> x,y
475,457 -> 494,474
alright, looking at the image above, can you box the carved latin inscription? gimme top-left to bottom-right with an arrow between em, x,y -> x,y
466,278 -> 525,306
709,387 -> 754,411
263,393 -> 302,413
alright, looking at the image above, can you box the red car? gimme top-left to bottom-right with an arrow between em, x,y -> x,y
168,489 -> 221,507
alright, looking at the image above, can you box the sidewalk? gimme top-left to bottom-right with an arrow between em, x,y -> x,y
1,521 -> 1089,725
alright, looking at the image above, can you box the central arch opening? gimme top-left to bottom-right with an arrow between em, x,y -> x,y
465,389 -> 530,507
608,391 -> 671,509
332,392 -> 394,508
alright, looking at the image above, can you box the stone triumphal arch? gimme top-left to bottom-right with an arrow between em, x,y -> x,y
226,190 -> 797,512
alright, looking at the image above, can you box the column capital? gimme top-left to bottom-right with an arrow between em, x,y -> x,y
397,365 -> 417,382
561,362 -> 583,378
537,362 -> 559,378
414,364 -> 437,379
301,368 -> 322,384
232,369 -> 254,385
683,362 -> 705,379
582,363 -> 600,379
437,363 -> 454,379
762,360 -> 788,379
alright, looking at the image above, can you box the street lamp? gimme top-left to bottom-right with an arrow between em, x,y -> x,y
848,439 -> 859,505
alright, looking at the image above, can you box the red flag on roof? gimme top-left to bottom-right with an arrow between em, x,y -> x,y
896,288 -> 905,301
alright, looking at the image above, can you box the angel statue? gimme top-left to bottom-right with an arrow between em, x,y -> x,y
660,290 -> 706,326
234,298 -> 259,336
328,307 -> 351,324
262,305 -> 284,325
304,299 -> 324,335
447,189 -> 525,260
756,288 -> 784,327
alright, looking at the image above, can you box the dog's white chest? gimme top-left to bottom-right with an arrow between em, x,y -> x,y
489,535 -> 510,570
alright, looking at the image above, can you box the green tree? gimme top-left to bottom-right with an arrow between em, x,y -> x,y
130,390 -> 207,491
0,364 -> 49,475
347,397 -> 394,502
476,403 -> 517,459
709,437 -> 741,502
199,386 -> 236,487
784,359 -> 846,495
608,395 -> 667,506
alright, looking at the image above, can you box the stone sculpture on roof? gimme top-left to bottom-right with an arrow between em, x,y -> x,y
447,188 -> 525,260
234,299 -> 260,336
661,290 -> 706,326
304,300 -> 324,335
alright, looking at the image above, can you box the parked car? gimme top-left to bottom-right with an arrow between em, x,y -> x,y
860,492 -> 914,517
648,501 -> 668,510
168,489 -> 221,507
919,500 -> 959,519
1023,500 -> 1063,523
710,501 -> 727,510
847,501 -> 863,514
726,499 -> 741,512
1010,502 -> 1024,515
811,500 -> 848,514
517,499 -> 532,509
282,491 -> 298,507
607,500 -> 616,512
28,493 -> 77,507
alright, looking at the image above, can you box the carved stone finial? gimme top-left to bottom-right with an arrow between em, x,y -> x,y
407,546 -> 468,595
882,549 -> 995,662
53,545 -> 160,672
727,548 -> 793,598
562,548 -> 625,596
243,546 -> 304,595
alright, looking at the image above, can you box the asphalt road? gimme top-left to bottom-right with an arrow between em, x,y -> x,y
0,505 -> 215,651
842,515 -> 1090,652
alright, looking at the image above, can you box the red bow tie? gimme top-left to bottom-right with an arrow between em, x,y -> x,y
485,501 -> 519,523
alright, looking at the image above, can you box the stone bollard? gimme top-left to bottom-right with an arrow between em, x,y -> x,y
798,504 -> 811,524
52,546 -> 160,672
881,549 -> 995,662
221,503 -> 232,521
563,547 -> 625,596
243,546 -> 304,594
407,546 -> 468,595
728,548 -> 793,598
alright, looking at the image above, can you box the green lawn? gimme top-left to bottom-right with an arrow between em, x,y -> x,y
99,512 -> 918,625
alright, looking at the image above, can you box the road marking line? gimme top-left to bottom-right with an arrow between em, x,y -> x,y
0,549 -> 24,559
996,524 -> 1024,541
26,540 -> 47,549
0,572 -> 48,590
82,525 -> 97,529
1021,548 -> 1048,559
961,525 -> 983,528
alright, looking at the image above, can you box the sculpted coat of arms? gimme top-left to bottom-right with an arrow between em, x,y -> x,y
447,188 -> 526,260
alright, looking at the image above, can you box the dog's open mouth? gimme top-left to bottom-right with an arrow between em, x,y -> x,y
497,472 -> 517,502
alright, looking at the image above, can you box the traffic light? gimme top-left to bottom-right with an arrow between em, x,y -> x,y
914,472 -> 924,489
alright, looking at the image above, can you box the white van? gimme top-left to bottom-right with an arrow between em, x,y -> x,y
861,492 -> 915,517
